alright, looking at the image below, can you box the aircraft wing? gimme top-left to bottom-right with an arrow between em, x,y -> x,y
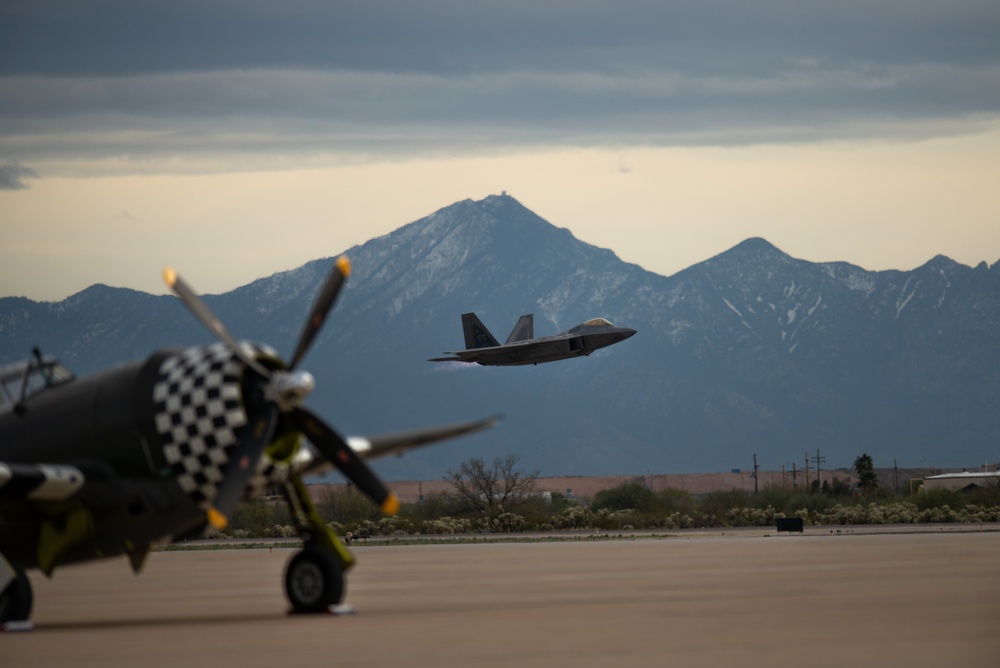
0,462 -> 85,501
346,415 -> 501,460
427,349 -> 487,363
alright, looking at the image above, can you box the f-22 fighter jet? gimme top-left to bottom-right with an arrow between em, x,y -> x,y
429,313 -> 635,366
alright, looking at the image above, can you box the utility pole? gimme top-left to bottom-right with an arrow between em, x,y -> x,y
893,459 -> 899,496
753,452 -> 759,494
803,452 -> 811,492
812,449 -> 826,491
790,462 -> 798,489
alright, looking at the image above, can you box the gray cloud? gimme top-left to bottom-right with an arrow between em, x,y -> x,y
1,1 -> 998,165
0,162 -> 38,190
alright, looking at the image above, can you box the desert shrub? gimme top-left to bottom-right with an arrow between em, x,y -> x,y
698,489 -> 753,527
724,506 -> 777,527
822,504 -> 866,525
591,508 -> 639,530
482,512 -> 528,533
919,505 -> 959,523
867,502 -> 919,524
375,515 -> 415,535
961,504 -> 1000,522
348,517 -> 413,537
792,492 -> 837,515
421,516 -> 473,534
264,524 -> 298,538
553,505 -> 593,529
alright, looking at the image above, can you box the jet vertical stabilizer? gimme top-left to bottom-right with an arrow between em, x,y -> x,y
461,313 -> 500,349
504,315 -> 533,344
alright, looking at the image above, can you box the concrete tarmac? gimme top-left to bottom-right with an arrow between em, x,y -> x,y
4,531 -> 999,667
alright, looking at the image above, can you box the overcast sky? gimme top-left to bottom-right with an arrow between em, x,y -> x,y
2,1 -> 999,300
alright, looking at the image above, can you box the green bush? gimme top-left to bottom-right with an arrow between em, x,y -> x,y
228,498 -> 290,536
592,481 -> 658,513
913,487 -> 964,511
316,486 -> 380,525
965,486 -> 1000,508
656,488 -> 696,515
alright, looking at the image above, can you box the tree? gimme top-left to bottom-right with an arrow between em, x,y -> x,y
444,454 -> 539,517
854,453 -> 879,495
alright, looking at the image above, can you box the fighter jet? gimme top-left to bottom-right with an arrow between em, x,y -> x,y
428,313 -> 635,366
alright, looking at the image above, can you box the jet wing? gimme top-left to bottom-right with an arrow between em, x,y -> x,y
427,347 -> 494,363
427,354 -> 477,363
346,415 -> 501,460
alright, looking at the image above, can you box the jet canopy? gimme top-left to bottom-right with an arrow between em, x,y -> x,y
566,318 -> 618,335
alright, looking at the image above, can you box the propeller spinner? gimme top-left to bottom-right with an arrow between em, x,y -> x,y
164,256 -> 399,529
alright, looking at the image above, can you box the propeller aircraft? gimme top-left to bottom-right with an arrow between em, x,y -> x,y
0,256 -> 498,626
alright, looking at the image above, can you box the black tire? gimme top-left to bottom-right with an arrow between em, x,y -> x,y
0,568 -> 33,623
284,547 -> 344,613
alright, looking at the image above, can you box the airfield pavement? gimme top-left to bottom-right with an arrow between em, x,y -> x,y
3,527 -> 999,667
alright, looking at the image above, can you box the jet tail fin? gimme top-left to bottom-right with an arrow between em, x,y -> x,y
461,313 -> 500,349
504,314 -> 533,344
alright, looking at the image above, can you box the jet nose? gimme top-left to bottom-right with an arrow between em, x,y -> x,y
619,327 -> 637,340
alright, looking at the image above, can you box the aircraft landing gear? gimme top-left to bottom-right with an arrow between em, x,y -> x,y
0,566 -> 32,624
280,473 -> 355,614
284,546 -> 344,613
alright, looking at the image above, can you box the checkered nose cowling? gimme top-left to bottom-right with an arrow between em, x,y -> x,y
151,343 -> 257,509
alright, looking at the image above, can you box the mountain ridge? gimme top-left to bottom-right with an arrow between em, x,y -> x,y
3,194 -> 998,479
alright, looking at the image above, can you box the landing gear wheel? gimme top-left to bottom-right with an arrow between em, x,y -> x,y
284,547 -> 344,613
0,568 -> 32,623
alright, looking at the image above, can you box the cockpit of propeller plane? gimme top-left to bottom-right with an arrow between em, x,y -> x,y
0,256 -> 498,628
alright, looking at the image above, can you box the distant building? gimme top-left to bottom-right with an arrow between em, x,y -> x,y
920,471 -> 1000,492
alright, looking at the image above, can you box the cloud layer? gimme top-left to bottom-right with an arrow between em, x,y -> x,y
0,162 -> 37,190
2,1 -> 999,168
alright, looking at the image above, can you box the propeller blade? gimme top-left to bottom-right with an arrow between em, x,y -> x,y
163,267 -> 272,378
207,404 -> 279,530
288,256 -> 351,371
291,406 -> 399,515
347,415 -> 502,460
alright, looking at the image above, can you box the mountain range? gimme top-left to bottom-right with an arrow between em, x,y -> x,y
3,194 -> 999,480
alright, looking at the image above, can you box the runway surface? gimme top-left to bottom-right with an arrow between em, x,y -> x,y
4,531 -> 999,667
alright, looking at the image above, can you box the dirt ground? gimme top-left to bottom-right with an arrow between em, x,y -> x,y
4,530 -> 999,667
